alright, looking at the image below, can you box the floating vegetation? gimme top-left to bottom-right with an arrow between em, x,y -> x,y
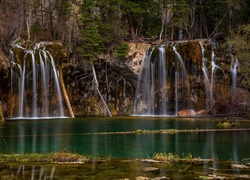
135,129 -> 151,134
91,127 -> 250,135
152,153 -> 211,163
217,121 -> 231,128
217,121 -> 240,128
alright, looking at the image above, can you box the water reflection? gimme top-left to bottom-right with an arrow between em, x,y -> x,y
0,118 -> 250,161
3,160 -> 250,179
6,164 -> 56,180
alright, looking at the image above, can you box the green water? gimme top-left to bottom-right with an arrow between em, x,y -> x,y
1,116 -> 250,161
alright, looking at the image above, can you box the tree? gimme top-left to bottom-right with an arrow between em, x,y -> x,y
77,0 -> 103,61
164,0 -> 189,40
55,0 -> 72,41
118,0 -> 145,40
77,0 -> 112,116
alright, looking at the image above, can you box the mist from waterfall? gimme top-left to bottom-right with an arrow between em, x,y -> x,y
10,42 -> 65,118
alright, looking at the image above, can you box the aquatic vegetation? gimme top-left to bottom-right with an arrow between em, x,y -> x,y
153,152 -> 212,164
153,152 -> 179,163
216,121 -> 231,128
135,129 -> 151,134
217,121 -> 240,128
0,152 -> 88,163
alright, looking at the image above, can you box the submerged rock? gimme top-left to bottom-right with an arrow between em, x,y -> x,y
231,164 -> 249,169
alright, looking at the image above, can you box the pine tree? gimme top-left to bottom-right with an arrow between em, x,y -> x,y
77,0 -> 103,61
55,0 -> 72,40
171,0 -> 190,39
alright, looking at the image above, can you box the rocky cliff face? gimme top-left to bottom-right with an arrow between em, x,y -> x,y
63,42 -> 150,116
0,48 -> 10,117
1,40 -> 249,117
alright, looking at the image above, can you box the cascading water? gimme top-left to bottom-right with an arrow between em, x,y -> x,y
199,41 -> 210,112
210,49 -> 224,101
133,46 -> 168,116
199,41 -> 225,111
172,45 -> 190,115
10,42 -> 65,118
134,40 -> 231,116
133,44 -> 191,116
230,55 -> 239,93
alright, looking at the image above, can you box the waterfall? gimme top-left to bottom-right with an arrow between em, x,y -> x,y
210,50 -> 224,101
133,46 -> 169,116
199,41 -> 210,112
10,42 -> 65,118
134,40 -> 231,116
230,55 -> 239,93
133,44 -> 190,116
173,45 -> 190,115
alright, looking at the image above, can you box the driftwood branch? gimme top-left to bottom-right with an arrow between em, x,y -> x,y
90,61 -> 112,117
58,68 -> 75,118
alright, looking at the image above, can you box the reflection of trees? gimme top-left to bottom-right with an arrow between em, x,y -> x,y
6,165 -> 56,179
8,120 -> 71,154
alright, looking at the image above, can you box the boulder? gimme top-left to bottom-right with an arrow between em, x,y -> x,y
178,109 -> 196,116
196,109 -> 207,115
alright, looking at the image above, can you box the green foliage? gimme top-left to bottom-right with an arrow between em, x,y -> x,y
119,0 -> 145,14
114,41 -> 129,58
31,20 -> 44,37
119,0 -> 162,38
204,0 -> 228,33
217,121 -> 231,128
78,28 -> 103,60
230,24 -> 250,86
97,0 -> 127,45
77,0 -> 104,61
241,0 -> 250,23
56,0 -> 72,18
172,0 -> 190,28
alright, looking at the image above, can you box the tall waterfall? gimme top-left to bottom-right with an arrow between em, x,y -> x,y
230,55 -> 239,93
199,41 -> 224,112
134,46 -> 168,115
133,44 -> 191,116
134,40 -> 230,116
10,42 -> 65,118
199,41 -> 210,112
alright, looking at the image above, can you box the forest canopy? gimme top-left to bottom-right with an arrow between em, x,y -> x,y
0,0 -> 249,61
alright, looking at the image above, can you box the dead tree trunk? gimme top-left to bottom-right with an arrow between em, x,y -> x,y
127,12 -> 136,40
90,61 -> 112,117
58,68 -> 75,118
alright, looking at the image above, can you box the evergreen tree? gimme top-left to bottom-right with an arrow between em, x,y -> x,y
165,0 -> 189,40
55,0 -> 72,40
77,0 -> 103,61
204,0 -> 228,38
172,0 -> 189,28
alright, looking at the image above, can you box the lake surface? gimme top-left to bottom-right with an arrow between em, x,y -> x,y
1,116 -> 250,162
